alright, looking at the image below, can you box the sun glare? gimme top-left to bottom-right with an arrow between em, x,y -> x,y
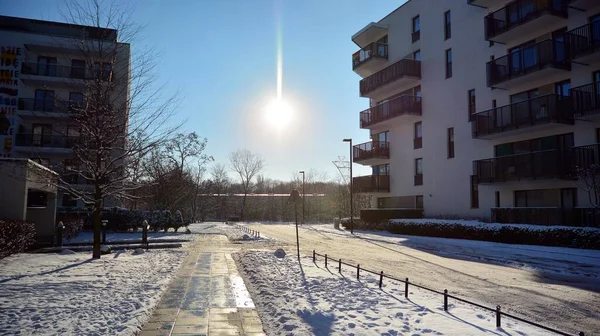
265,98 -> 293,128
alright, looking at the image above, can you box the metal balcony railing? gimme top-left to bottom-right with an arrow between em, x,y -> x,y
15,134 -> 81,148
360,95 -> 422,128
353,141 -> 389,162
471,94 -> 574,138
571,82 -> 600,117
484,0 -> 568,41
360,59 -> 421,96
17,98 -> 83,114
353,175 -> 390,193
352,43 -> 388,70
21,62 -> 112,81
486,39 -> 570,87
566,21 -> 600,60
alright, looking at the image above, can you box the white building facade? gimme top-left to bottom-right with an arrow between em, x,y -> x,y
0,15 -> 130,209
352,0 -> 600,224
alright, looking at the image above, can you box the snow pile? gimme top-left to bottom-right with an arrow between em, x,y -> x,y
390,218 -> 600,232
0,248 -> 187,335
236,251 -> 550,335
59,249 -> 76,255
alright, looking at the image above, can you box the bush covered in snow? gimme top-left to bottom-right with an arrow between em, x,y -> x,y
62,220 -> 84,241
0,219 -> 36,259
388,219 -> 600,249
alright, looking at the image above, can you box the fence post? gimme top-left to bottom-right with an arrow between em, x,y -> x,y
405,278 -> 409,298
379,271 -> 384,289
325,254 -> 328,268
496,305 -> 501,328
338,259 -> 342,273
444,289 -> 448,311
312,250 -> 315,263
357,264 -> 360,280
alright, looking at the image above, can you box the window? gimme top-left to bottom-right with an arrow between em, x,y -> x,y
27,190 -> 48,208
34,89 -> 55,112
444,10 -> 451,40
32,124 -> 52,146
468,89 -> 476,120
597,128 -> 600,143
514,189 -> 561,207
414,85 -> 422,99
414,122 -> 422,149
69,92 -> 84,112
94,62 -> 112,81
594,70 -> 600,83
447,127 -> 455,158
445,49 -> 452,78
555,80 -> 571,96
37,56 -> 57,76
372,164 -> 389,175
509,40 -> 537,73
412,15 -> 420,42
71,59 -> 86,79
495,191 -> 500,207
413,50 -> 421,61
62,193 -> 78,207
494,133 -> 574,157
414,158 -> 423,186
510,88 -> 539,104
416,195 -> 424,209
373,131 -> 389,143
470,176 -> 479,208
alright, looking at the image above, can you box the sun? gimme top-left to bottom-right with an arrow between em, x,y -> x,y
265,98 -> 293,128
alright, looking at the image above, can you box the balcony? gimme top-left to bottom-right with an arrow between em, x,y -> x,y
471,94 -> 574,139
573,144 -> 600,170
351,22 -> 388,50
472,149 -> 574,184
353,141 -> 389,166
17,98 -> 81,118
487,39 -> 570,89
14,134 -> 81,153
566,21 -> 600,65
360,95 -> 422,129
20,62 -> 111,87
467,0 -> 497,8
484,0 -> 568,43
359,59 -> 421,99
353,175 -> 390,193
568,0 -> 598,11
352,43 -> 388,77
571,82 -> 600,117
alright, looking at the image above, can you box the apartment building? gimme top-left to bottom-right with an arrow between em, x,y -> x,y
0,15 -> 130,209
351,0 -> 600,224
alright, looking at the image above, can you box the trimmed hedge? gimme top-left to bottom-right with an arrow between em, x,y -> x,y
0,219 -> 36,259
387,220 -> 600,250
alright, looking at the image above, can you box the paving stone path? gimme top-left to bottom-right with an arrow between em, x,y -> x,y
140,235 -> 265,336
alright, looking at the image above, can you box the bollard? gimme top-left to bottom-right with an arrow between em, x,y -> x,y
338,259 -> 342,273
312,250 -> 315,263
101,220 -> 108,244
496,306 -> 501,328
405,278 -> 409,298
357,264 -> 360,280
379,271 -> 384,289
444,289 -> 448,311
56,221 -> 64,247
325,254 -> 328,268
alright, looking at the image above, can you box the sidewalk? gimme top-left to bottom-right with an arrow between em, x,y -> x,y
140,235 -> 265,336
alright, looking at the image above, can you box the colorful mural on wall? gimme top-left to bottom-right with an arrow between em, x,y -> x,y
0,46 -> 22,158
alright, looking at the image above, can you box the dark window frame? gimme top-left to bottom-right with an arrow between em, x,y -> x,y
445,49 -> 452,78
412,15 -> 420,42
468,89 -> 476,120
447,127 -> 455,159
414,158 -> 423,186
470,176 -> 479,209
414,121 -> 422,149
444,10 -> 451,40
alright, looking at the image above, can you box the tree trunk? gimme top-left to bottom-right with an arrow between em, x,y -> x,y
92,187 -> 102,259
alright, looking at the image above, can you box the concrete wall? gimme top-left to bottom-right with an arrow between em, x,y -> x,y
0,160 -> 28,220
353,0 -> 600,219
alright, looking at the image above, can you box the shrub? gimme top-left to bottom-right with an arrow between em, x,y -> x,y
62,220 -> 84,242
0,219 -> 36,259
387,219 -> 600,250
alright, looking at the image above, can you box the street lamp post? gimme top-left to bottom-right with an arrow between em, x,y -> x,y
299,171 -> 305,225
343,138 -> 353,234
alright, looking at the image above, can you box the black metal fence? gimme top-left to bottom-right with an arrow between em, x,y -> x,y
359,59 -> 421,96
312,250 -> 585,336
234,224 -> 261,238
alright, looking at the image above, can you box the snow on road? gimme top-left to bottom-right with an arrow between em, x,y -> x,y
249,223 -> 600,335
237,250 -> 550,336
0,249 -> 187,336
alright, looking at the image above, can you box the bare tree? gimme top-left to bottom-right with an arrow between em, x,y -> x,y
211,163 -> 230,221
166,132 -> 212,177
55,0 -> 180,258
229,149 -> 265,221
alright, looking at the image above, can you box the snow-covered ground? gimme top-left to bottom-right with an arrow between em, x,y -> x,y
250,223 -> 600,335
237,250 -> 550,336
188,222 -> 266,241
0,248 -> 187,336
67,230 -> 194,243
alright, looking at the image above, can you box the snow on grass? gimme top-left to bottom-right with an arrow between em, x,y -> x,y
390,218 -> 600,232
237,250 -> 551,336
189,222 -> 268,241
67,230 -> 194,244
0,248 -> 187,336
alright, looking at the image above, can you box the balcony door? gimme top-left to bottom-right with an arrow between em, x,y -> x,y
32,124 -> 52,147
509,40 -> 537,75
552,28 -> 567,63
590,14 -> 600,46
34,89 -> 54,112
510,89 -> 539,126
37,56 -> 57,76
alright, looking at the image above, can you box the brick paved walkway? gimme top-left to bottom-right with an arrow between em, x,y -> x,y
140,235 -> 265,336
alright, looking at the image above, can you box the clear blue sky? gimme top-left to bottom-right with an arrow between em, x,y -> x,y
4,0 -> 406,181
